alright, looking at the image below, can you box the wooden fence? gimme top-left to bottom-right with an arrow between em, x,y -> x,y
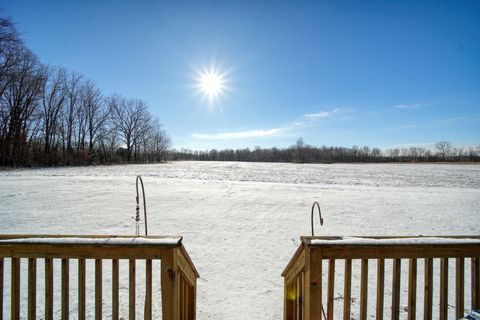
282,236 -> 480,320
0,234 -> 199,320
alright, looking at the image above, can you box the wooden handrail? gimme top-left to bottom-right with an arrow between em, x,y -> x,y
0,234 -> 199,320
283,235 -> 480,320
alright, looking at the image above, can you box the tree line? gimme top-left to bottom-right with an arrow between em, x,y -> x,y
169,139 -> 480,163
0,17 -> 170,167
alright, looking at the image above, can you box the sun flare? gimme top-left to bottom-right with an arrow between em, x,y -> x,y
195,67 -> 228,106
200,71 -> 223,96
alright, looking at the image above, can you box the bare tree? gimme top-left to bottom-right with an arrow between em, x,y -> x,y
295,137 -> 305,162
147,117 -> 170,162
0,48 -> 45,166
41,66 -> 67,160
63,70 -> 82,156
97,121 -> 118,162
0,17 -> 22,97
0,15 -> 172,167
81,79 -> 109,159
110,95 -> 149,162
435,141 -> 452,161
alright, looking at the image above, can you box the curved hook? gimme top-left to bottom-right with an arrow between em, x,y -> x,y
136,175 -> 148,236
311,201 -> 324,236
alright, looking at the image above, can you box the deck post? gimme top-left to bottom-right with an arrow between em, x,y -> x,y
162,248 -> 178,320
305,246 -> 323,320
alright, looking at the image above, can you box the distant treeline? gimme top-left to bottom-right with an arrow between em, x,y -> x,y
0,17 -> 170,167
169,139 -> 480,163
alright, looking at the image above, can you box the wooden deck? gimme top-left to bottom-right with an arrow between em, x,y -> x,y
282,236 -> 480,320
0,234 -> 199,320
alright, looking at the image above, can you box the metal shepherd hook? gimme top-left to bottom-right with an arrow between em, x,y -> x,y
136,175 -> 148,236
311,201 -> 327,320
311,201 -> 324,236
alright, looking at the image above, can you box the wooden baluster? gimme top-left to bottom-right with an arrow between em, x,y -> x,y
0,258 -> 4,320
285,281 -> 293,320
391,258 -> 401,320
112,259 -> 119,320
129,259 -> 136,320
407,259 -> 417,320
296,276 -> 300,320
424,258 -> 433,320
184,279 -> 188,320
95,259 -> 102,320
11,258 -> 20,320
45,258 -> 53,320
178,277 -> 181,320
27,258 -> 36,320
343,259 -> 352,320
180,279 -> 183,320
284,279 -> 287,320
473,257 -> 480,310
179,278 -> 183,320
439,258 -> 448,320
184,281 -> 188,320
456,258 -> 464,319
360,259 -> 368,320
145,259 -> 152,320
291,282 -> 296,319
301,272 -> 305,320
78,259 -> 86,320
0,258 -> 5,320
62,259 -> 69,320
376,259 -> 385,320
327,259 -> 335,320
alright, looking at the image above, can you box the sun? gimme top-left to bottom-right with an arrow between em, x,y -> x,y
194,66 -> 228,106
200,71 -> 223,97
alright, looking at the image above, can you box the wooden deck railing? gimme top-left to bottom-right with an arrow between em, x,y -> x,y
0,234 -> 199,320
282,236 -> 480,320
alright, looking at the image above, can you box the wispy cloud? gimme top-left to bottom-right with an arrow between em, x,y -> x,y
302,109 -> 338,120
385,142 -> 436,149
435,116 -> 477,123
391,124 -> 426,130
388,114 -> 479,131
394,103 -> 426,110
191,128 -> 284,140
191,108 -> 339,140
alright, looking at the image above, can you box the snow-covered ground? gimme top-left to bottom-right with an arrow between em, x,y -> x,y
1,161 -> 479,319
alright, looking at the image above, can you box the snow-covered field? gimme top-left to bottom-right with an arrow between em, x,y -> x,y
1,161 -> 479,319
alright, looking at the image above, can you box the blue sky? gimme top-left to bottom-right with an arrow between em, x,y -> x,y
2,0 -> 479,150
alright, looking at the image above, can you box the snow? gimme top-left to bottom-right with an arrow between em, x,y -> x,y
1,161 -> 480,319
0,236 -> 181,246
307,236 -> 480,246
